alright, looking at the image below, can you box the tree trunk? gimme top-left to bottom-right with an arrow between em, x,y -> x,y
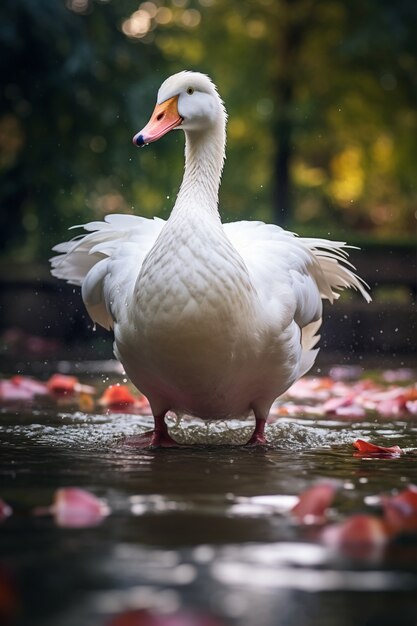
272,80 -> 293,227
271,0 -> 308,227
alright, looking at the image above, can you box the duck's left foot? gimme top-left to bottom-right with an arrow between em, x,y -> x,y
245,432 -> 267,446
245,415 -> 267,446
121,412 -> 181,448
121,429 -> 180,449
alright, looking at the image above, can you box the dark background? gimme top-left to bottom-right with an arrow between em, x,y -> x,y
0,0 -> 415,365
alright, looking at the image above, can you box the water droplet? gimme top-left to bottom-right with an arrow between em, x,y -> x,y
92,323 -> 96,332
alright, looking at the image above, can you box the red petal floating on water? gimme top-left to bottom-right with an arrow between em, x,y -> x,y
291,482 -> 337,524
382,485 -> 417,534
0,499 -> 12,520
107,610 -> 224,626
47,374 -> 79,395
52,487 -> 110,528
353,439 -> 403,457
46,374 -> 95,397
321,514 -> 389,549
99,384 -> 138,411
99,384 -> 150,413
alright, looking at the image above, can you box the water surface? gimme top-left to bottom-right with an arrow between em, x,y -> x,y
1,369 -> 417,626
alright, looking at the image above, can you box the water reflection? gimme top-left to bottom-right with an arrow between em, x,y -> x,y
1,395 -> 417,625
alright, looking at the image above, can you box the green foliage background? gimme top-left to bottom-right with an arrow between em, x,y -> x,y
0,0 -> 416,262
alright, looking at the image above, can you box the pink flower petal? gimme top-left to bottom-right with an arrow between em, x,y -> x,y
0,499 -> 12,520
0,375 -> 49,403
382,485 -> 417,534
321,514 -> 389,552
99,384 -> 151,413
323,395 -> 355,414
99,384 -> 138,411
285,377 -> 332,401
335,405 -> 366,418
291,482 -> 337,524
377,398 -> 404,417
406,400 -> 417,415
0,380 -> 34,402
47,374 -> 79,396
53,487 -> 110,528
10,376 -> 49,396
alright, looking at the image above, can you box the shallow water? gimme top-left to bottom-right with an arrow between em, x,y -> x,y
1,370 -> 417,626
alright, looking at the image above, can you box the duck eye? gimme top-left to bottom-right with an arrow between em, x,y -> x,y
186,87 -> 194,95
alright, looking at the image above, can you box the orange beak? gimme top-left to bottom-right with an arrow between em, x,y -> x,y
133,95 -> 183,147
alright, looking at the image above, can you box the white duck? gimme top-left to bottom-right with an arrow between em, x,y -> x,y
51,71 -> 370,447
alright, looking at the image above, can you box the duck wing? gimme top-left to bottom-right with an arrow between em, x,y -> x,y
50,214 -> 165,330
224,220 -> 369,311
224,220 -> 370,373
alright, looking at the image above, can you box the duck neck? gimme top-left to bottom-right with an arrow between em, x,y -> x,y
171,120 -> 226,221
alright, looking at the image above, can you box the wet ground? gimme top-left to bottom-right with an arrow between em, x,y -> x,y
1,363 -> 417,626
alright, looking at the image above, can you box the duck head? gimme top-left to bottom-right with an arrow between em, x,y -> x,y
133,71 -> 225,147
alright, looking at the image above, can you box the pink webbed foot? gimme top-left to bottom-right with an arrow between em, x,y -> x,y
245,432 -> 267,446
122,429 -> 179,449
121,413 -> 181,449
245,415 -> 267,446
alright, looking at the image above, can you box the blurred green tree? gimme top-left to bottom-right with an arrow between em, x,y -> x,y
0,0 -> 157,260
